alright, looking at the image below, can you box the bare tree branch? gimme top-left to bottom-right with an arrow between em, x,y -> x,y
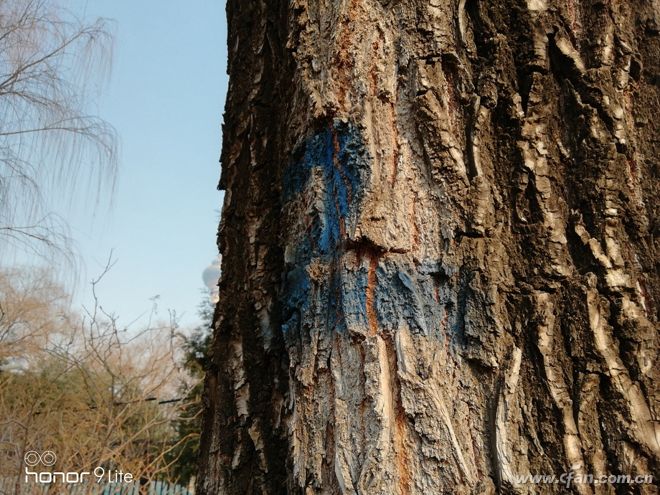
0,0 -> 117,268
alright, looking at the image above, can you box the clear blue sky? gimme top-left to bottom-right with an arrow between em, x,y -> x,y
68,0 -> 227,328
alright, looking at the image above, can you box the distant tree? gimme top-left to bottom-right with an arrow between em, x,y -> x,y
0,0 -> 117,261
0,266 -> 70,367
167,297 -> 213,487
0,266 -> 192,492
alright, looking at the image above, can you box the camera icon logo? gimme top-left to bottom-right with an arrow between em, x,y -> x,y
24,451 -> 56,467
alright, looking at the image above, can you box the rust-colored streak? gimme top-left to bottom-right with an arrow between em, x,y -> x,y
370,40 -> 380,90
329,124 -> 350,240
628,158 -> 638,179
385,336 -> 411,495
368,29 -> 400,188
366,254 -> 378,336
333,262 -> 343,328
563,0 -> 581,35
443,66 -> 463,140
410,199 -> 419,250
388,105 -> 400,187
395,407 -> 412,495
332,191 -> 347,239
335,0 -> 361,111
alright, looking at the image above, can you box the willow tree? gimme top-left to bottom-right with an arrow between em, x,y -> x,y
198,0 -> 659,493
0,0 -> 116,262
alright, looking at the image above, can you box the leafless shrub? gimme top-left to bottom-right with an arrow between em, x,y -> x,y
0,265 -> 195,492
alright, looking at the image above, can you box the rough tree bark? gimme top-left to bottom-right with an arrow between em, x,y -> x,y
198,0 -> 659,493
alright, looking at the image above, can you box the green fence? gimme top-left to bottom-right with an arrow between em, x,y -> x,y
0,477 -> 192,494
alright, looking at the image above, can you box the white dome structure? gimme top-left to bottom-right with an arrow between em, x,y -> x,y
202,255 -> 221,303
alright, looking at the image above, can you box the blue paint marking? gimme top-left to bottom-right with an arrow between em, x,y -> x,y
281,121 -> 370,336
280,123 -> 460,342
374,265 -> 429,335
279,121 -> 472,346
340,264 -> 369,330
282,121 -> 370,256
397,271 -> 416,292
324,267 -> 350,334
281,265 -> 312,335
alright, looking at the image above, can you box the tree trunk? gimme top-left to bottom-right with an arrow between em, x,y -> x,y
197,0 -> 659,493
